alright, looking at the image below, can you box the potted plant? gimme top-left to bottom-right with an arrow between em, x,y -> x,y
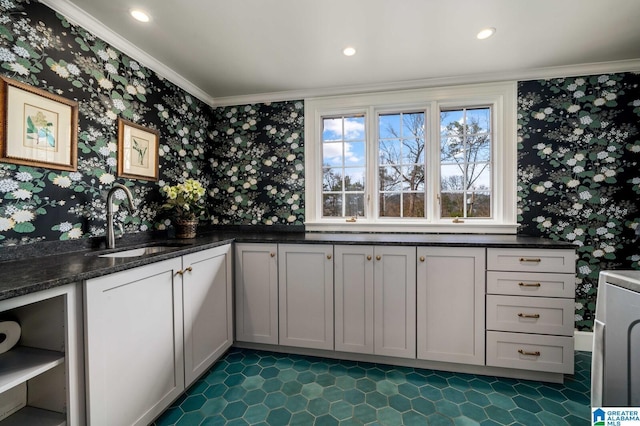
161,179 -> 206,238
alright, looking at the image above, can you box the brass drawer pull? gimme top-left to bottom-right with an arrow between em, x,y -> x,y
367,255 -> 372,261
419,256 -> 425,262
518,349 -> 541,356
518,282 -> 541,287
376,255 -> 381,261
518,313 -> 540,319
327,254 -> 332,260
519,257 -> 541,263
270,252 -> 276,257
175,266 -> 193,276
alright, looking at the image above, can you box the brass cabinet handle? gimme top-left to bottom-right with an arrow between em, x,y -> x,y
519,257 -> 541,263
419,256 -> 425,262
345,217 -> 357,223
367,255 -> 372,261
518,349 -> 541,356
376,255 -> 381,261
270,252 -> 276,257
518,282 -> 541,287
327,254 -> 332,260
175,266 -> 193,276
518,313 -> 540,319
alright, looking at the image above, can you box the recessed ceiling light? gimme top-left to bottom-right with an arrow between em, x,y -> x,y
343,47 -> 356,57
130,9 -> 150,23
476,27 -> 496,40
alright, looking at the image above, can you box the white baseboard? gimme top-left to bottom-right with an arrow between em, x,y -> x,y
575,330 -> 593,352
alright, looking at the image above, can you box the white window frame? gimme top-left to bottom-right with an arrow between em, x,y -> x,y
304,81 -> 518,234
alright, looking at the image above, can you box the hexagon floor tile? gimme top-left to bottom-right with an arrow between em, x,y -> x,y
153,349 -> 591,425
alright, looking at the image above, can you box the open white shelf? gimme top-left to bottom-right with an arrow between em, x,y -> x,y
0,347 -> 64,394
0,406 -> 65,426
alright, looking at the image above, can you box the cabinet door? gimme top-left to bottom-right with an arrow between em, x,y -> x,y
417,247 -> 485,365
183,245 -> 233,386
335,245 -> 374,354
278,244 -> 334,350
374,246 -> 416,359
235,243 -> 279,344
84,258 -> 184,426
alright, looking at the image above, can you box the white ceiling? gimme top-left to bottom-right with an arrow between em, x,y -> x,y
44,0 -> 640,106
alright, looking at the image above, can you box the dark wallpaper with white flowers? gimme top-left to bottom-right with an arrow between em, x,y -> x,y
518,74 -> 640,330
1,1 -> 639,331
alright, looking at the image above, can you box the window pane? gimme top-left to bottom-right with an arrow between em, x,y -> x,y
466,107 -> 491,134
402,165 -> 424,191
323,167 -> 342,191
323,194 -> 342,217
469,164 -> 491,191
469,135 -> 491,162
323,142 -> 343,167
322,118 -> 343,141
402,138 -> 424,164
345,142 -> 366,166
441,136 -> 463,162
379,140 -> 401,165
467,192 -> 491,218
345,194 -> 365,217
379,114 -> 400,139
344,116 -> 366,141
440,110 -> 463,137
440,192 -> 463,218
440,164 -> 464,190
403,113 -> 425,139
379,193 -> 400,217
403,193 -> 425,217
345,168 -> 365,191
379,166 -> 401,191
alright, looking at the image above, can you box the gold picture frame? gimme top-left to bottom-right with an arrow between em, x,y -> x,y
0,76 -> 78,171
117,118 -> 159,181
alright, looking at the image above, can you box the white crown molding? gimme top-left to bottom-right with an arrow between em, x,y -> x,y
39,0 -> 215,106
212,59 -> 640,107
36,0 -> 640,109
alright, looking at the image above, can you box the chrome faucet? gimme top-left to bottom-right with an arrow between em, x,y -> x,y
106,183 -> 135,249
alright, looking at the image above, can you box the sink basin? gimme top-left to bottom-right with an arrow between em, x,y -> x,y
89,243 -> 191,258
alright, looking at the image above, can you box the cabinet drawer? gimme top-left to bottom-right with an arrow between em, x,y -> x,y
486,331 -> 574,374
486,295 -> 574,336
487,249 -> 575,273
487,271 -> 575,298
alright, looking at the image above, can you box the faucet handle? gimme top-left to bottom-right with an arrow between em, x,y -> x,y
116,222 -> 124,239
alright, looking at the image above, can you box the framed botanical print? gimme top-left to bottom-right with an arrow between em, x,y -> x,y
117,118 -> 159,181
0,76 -> 78,171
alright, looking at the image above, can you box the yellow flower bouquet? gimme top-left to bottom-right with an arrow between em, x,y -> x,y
161,179 -> 206,221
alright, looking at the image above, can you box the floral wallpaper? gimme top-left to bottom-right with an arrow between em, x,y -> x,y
0,0 -> 211,245
518,73 -> 640,330
1,2 -> 639,331
208,101 -> 305,226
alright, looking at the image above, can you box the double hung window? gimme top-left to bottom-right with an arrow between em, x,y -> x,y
304,82 -> 517,233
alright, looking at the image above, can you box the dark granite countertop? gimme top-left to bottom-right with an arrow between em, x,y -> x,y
0,229 -> 574,302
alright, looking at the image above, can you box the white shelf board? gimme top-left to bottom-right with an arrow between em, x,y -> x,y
0,347 -> 64,394
0,406 -> 65,426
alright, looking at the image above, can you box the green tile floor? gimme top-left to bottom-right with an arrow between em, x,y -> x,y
154,348 -> 591,425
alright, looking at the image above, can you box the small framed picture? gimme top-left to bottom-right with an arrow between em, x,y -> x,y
117,118 -> 159,181
0,76 -> 78,171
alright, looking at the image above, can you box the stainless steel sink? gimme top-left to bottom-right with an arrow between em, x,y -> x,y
89,243 -> 190,258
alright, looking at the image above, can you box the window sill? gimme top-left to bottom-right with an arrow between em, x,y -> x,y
304,221 -> 519,234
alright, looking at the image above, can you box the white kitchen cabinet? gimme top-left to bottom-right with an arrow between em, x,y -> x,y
84,244 -> 233,426
485,248 -> 575,376
183,245 -> 233,386
334,245 -> 416,359
235,243 -> 279,344
84,257 -> 184,426
0,284 -> 83,426
334,245 -> 374,354
416,247 -> 485,365
278,244 -> 334,350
